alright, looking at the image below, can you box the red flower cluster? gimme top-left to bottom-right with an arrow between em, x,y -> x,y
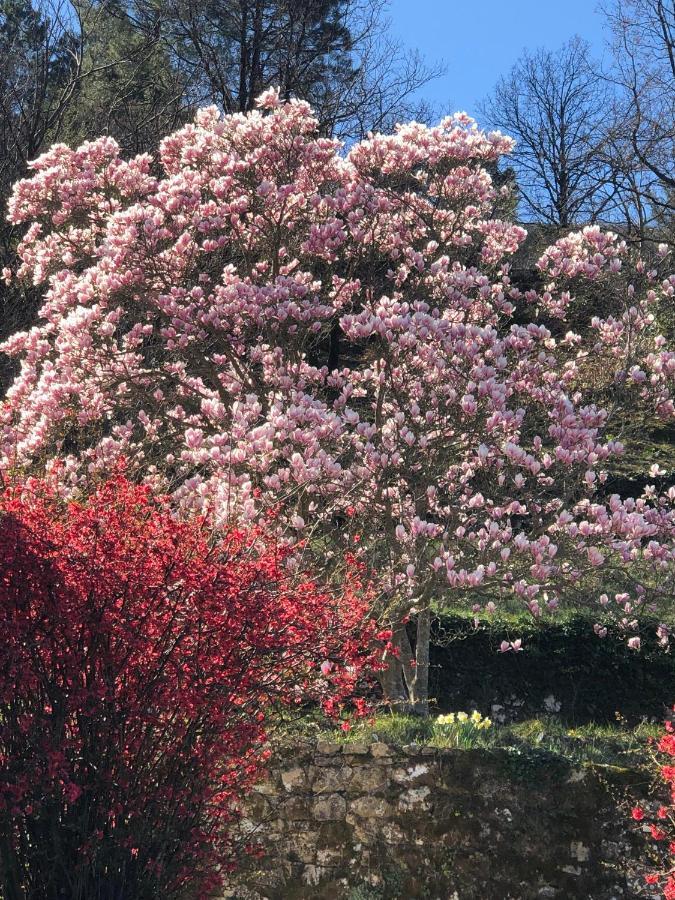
632,711 -> 675,898
0,475 -> 385,899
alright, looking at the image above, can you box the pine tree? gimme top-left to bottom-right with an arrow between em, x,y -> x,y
60,1 -> 188,155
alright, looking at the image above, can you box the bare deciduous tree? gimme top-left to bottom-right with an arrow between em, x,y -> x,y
480,37 -> 614,227
602,0 -> 675,242
59,1 -> 189,156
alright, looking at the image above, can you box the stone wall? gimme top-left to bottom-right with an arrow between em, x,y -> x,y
222,739 -> 651,900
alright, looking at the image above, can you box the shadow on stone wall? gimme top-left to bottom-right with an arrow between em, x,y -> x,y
222,739 -> 653,900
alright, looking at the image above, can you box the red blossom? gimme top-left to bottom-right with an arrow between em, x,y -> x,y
631,715 -> 675,894
0,475 -> 384,900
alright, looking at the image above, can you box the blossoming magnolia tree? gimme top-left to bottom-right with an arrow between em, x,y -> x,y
2,89 -> 674,713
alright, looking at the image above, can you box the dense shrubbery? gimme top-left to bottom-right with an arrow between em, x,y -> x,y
632,715 -> 675,897
0,473 -> 385,899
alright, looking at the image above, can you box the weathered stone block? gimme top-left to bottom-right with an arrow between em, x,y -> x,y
381,821 -> 405,844
242,790 -> 271,818
281,766 -> 308,792
287,831 -> 318,864
302,864 -> 329,886
398,786 -> 432,812
348,763 -> 388,794
349,796 -> 391,818
316,847 -> 344,866
370,741 -> 392,758
391,762 -> 431,784
280,796 -> 312,821
342,741 -> 369,755
346,816 -> 385,844
311,765 -> 353,793
251,779 -> 280,796
313,793 -> 347,821
316,740 -> 341,755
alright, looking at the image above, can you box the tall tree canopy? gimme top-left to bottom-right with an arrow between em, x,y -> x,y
2,92 -> 673,712
127,0 -> 440,140
603,0 -> 675,243
0,0 -> 441,389
479,37 -> 614,228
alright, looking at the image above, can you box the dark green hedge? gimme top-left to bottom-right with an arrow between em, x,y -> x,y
428,614 -> 675,724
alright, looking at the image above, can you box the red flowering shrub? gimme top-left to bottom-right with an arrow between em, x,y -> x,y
631,711 -> 675,897
0,475 -> 384,900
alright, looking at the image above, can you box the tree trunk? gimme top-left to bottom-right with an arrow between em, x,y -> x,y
379,608 -> 431,716
0,826 -> 25,900
248,0 -> 264,104
379,647 -> 409,712
238,2 -> 249,112
411,605 -> 431,716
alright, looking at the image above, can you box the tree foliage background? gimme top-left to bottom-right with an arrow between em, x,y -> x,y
0,0 -> 441,386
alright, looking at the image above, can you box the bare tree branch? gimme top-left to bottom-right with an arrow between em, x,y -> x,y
480,37 -> 616,227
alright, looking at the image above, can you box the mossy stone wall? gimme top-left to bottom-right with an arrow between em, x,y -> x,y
222,740 -> 652,900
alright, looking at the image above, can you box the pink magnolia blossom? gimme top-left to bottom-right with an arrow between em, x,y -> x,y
1,93 -> 674,705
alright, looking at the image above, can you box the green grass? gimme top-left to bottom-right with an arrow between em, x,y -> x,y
498,715 -> 660,766
275,710 -> 661,767
434,588 -> 675,629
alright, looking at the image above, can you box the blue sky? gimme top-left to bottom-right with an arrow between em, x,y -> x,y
387,0 -> 609,119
